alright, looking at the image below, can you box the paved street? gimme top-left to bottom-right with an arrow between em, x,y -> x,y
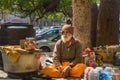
0,68 -> 82,80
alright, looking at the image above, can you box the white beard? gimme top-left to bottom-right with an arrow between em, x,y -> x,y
61,34 -> 72,43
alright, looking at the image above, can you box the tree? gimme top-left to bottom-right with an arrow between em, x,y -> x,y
59,0 -> 72,18
0,0 -> 73,24
96,0 -> 119,46
91,2 -> 99,47
0,0 -> 59,17
72,0 -> 92,50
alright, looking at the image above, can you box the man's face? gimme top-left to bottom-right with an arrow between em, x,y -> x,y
61,30 -> 72,43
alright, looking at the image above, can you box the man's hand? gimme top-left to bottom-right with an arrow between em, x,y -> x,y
57,66 -> 62,72
61,66 -> 71,78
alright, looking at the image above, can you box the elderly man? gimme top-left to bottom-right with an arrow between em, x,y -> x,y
41,24 -> 86,78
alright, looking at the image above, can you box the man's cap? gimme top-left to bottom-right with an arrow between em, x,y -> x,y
62,24 -> 74,34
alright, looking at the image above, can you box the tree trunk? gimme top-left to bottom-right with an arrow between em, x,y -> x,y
29,12 -> 36,25
96,0 -> 119,46
72,0 -> 91,50
117,0 -> 120,29
91,3 -> 99,47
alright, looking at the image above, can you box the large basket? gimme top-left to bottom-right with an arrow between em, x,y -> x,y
0,47 -> 41,73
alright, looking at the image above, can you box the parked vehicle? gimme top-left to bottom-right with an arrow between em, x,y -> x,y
33,26 -> 41,34
36,26 -> 61,35
36,33 -> 61,52
36,27 -> 50,35
35,27 -> 61,41
0,22 -> 35,45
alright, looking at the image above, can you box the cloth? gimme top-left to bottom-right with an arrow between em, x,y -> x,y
41,62 -> 86,78
2,46 -> 21,63
53,38 -> 82,68
62,24 -> 74,35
